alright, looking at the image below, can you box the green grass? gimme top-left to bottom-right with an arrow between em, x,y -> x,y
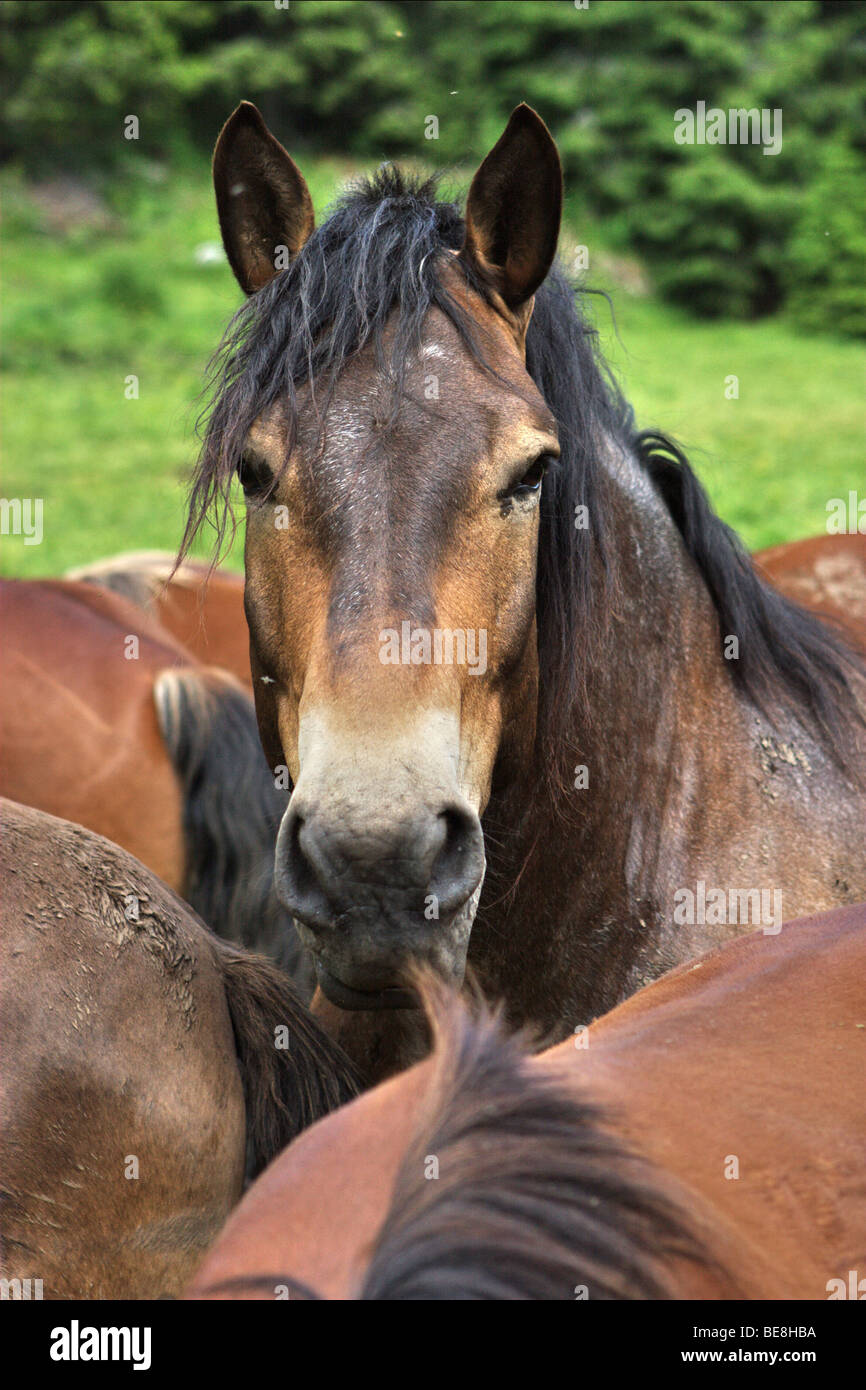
2,159 -> 863,577
593,293 -> 865,550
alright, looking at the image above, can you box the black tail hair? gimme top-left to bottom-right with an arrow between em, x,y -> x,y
213,938 -> 360,1176
153,667 -> 313,991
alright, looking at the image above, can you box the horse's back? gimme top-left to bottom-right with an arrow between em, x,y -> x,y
588,899 -> 866,1039
0,798 -> 245,1298
152,565 -> 249,689
186,904 -> 866,1300
66,553 -> 251,689
560,904 -> 866,1297
0,577 -> 188,889
754,533 -> 866,651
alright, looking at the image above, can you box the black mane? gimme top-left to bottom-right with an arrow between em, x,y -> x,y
357,986 -> 710,1300
196,985 -> 716,1301
185,165 -> 864,785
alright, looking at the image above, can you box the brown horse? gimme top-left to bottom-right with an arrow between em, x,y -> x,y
0,577 -> 301,968
754,533 -> 866,653
67,551 -> 252,689
188,900 -> 866,1300
69,539 -> 866,699
0,798 -> 358,1299
182,100 -> 866,1079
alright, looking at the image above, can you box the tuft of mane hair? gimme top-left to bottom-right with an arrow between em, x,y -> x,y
182,163 -> 864,788
66,550 -> 174,610
354,978 -> 716,1300
67,550 -> 210,608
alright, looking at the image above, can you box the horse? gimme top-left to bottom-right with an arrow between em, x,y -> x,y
67,539 -> 866,698
754,533 -> 866,653
67,551 -> 252,690
187,900 -> 866,1300
0,576 -> 303,971
66,538 -> 861,909
180,100 -> 866,1080
0,798 -> 358,1299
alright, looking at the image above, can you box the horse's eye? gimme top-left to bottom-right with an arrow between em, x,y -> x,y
237,454 -> 273,496
508,453 -> 552,499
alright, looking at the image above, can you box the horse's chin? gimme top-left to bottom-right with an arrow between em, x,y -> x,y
296,882 -> 483,1013
314,964 -> 419,1012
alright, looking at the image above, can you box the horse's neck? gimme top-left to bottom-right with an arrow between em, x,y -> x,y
590,437 -> 742,742
580,445 -> 852,866
567,441 -> 756,867
479,441 -> 860,1022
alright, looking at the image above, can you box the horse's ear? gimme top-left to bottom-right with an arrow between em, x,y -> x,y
213,102 -> 315,295
459,104 -> 562,316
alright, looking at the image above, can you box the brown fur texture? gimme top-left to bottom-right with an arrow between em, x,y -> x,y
67,552 -> 252,689
0,576 -> 307,972
187,103 -> 866,1080
0,799 -> 358,1299
754,533 -> 866,653
188,903 -> 866,1300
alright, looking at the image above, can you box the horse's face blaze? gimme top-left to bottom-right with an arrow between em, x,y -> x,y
212,101 -> 563,1003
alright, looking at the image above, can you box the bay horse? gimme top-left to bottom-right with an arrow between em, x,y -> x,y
68,539 -> 866,698
183,100 -> 866,1079
67,551 -> 252,690
0,798 -> 358,1299
188,901 -> 866,1300
0,577 -> 301,969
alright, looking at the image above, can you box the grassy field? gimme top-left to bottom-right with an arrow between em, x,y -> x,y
3,157 -> 863,578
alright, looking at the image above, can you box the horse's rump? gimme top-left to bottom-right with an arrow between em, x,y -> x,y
0,576 -> 304,971
0,798 -> 358,1297
0,797 -> 245,1298
188,905 -> 866,1300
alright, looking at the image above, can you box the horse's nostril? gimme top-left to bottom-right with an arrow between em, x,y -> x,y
428,804 -> 485,917
290,814 -> 313,889
276,796 -> 485,936
274,805 -> 335,932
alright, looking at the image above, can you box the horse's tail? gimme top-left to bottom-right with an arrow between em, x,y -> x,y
153,666 -> 311,990
212,937 -> 360,1176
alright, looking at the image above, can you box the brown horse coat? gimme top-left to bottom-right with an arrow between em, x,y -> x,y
188,901 -> 866,1300
1,577 -> 190,891
67,552 -> 252,690
755,533 -> 866,653
0,576 -> 306,966
0,799 -> 357,1299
